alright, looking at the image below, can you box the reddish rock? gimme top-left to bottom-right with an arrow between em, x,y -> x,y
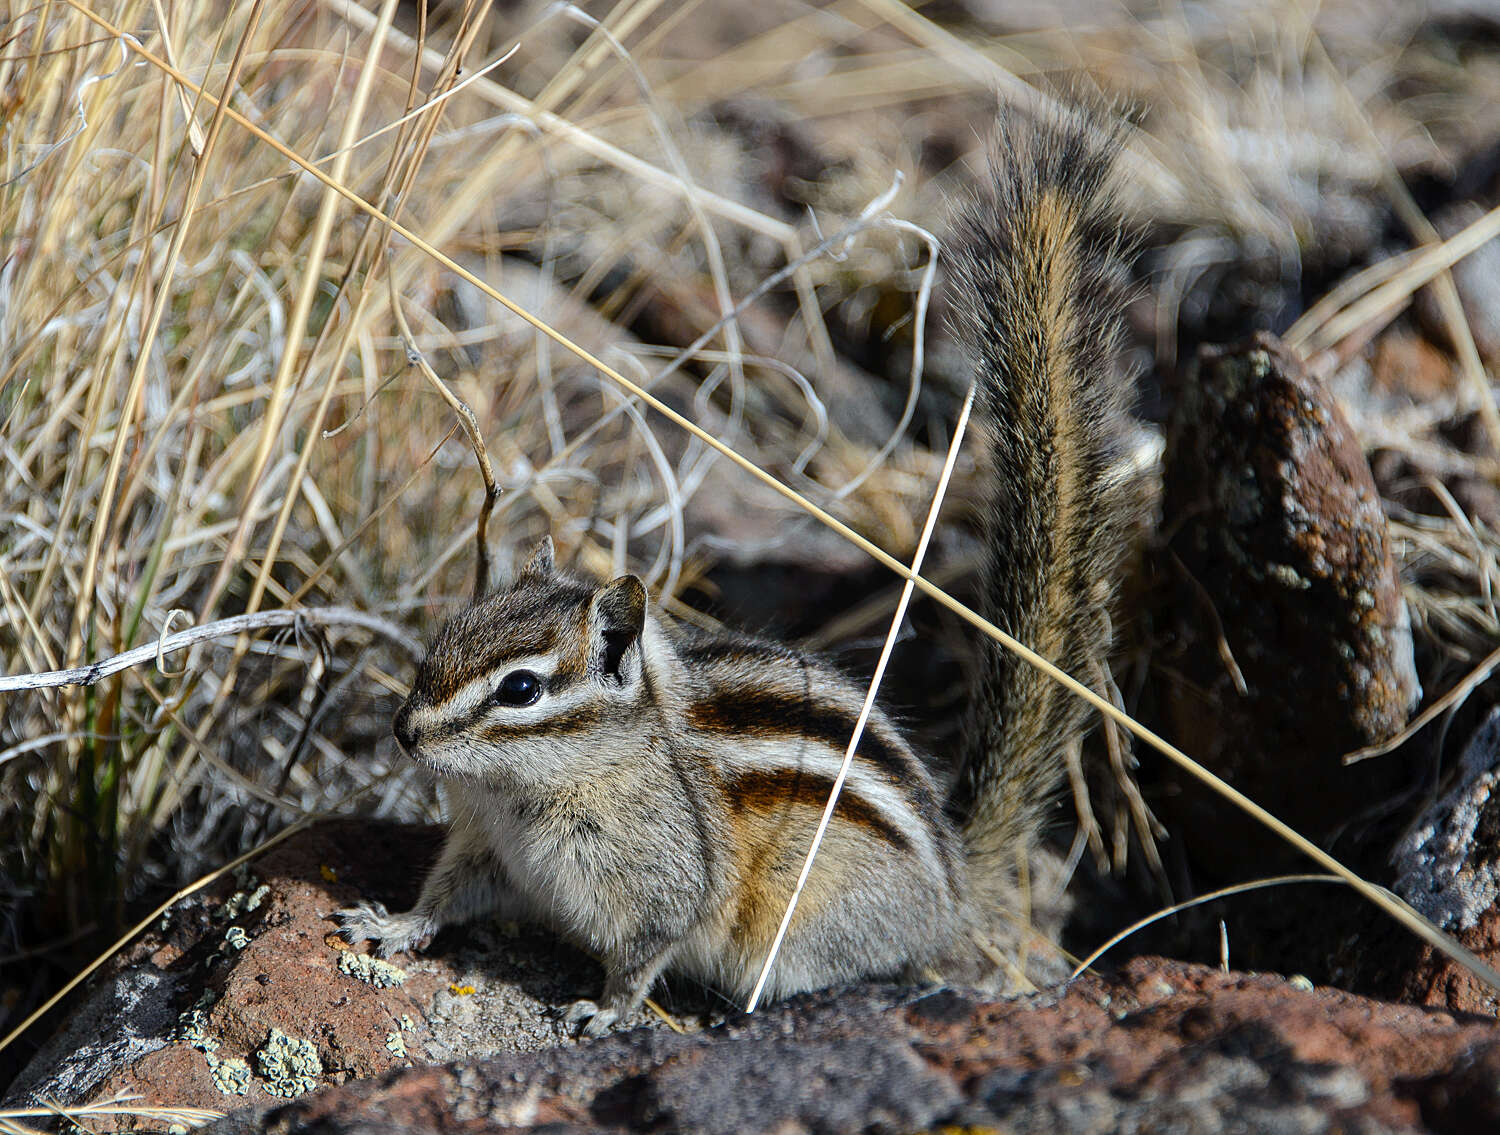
6,820 -> 627,1125
12,821 -> 1500,1133
77,822 -> 449,1117
1159,331 -> 1420,860
204,958 -> 1500,1135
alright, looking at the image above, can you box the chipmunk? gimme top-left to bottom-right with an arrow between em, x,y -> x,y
336,108 -> 1133,1036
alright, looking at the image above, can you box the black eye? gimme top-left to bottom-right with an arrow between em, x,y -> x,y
492,670 -> 542,707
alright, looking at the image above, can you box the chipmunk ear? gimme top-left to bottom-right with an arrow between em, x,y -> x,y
520,535 -> 556,579
589,575 -> 646,682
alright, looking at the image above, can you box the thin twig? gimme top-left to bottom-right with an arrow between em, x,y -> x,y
1344,643 -> 1500,765
1304,27 -> 1500,453
387,273 -> 500,605
1069,874 -> 1344,979
0,1097 -> 223,1126
1298,200 -> 1500,360
148,0 -> 204,155
0,609 -> 420,693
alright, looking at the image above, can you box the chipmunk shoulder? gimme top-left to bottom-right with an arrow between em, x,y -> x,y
336,107 -> 1135,1036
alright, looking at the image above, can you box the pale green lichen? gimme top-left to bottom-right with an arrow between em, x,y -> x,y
177,1007 -> 213,1049
337,950 -> 406,987
224,925 -> 250,951
384,1030 -> 407,1058
176,990 -> 220,1052
216,882 -> 271,921
399,1013 -> 415,1032
205,1052 -> 252,1095
178,990 -> 255,1095
257,1027 -> 323,1097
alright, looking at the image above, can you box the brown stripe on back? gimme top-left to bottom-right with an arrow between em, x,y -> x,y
725,768 -> 911,852
689,688 -> 927,799
696,686 -> 961,891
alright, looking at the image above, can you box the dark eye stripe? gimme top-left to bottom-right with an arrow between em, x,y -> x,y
543,670 -> 581,694
477,704 -> 605,743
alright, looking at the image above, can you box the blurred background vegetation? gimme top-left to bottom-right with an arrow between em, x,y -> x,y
4,0 -> 1500,1089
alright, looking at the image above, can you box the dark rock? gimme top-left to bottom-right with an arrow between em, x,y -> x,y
639,1037 -> 962,1132
1392,707 -> 1500,1016
1,963 -> 188,1107
1159,331 -> 1420,858
1410,1040 -> 1500,1132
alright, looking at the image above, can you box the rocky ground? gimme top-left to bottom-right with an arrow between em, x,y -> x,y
7,812 -> 1500,1134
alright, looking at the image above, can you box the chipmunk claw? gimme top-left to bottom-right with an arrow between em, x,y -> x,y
562,998 -> 619,1038
333,901 -> 432,957
333,900 -> 386,944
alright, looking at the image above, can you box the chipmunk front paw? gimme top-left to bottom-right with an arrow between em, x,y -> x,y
333,901 -> 433,957
562,998 -> 620,1038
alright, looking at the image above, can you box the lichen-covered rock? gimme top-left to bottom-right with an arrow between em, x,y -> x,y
204,958 -> 1500,1135
256,1027 -> 323,1098
13,821 -> 1500,1133
1392,707 -> 1500,1016
3,820 -> 653,1123
1159,331 -> 1420,856
1,964 -> 190,1108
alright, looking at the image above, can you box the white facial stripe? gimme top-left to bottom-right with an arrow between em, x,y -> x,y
409,652 -> 561,733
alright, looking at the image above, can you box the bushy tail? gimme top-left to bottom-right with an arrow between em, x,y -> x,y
946,108 -> 1134,909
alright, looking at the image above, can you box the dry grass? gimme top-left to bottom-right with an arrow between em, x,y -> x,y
0,0 -> 974,1027
2,0 -> 1500,1081
0,1092 -> 223,1133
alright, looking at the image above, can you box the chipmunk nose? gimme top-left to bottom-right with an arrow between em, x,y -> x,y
392,703 -> 417,756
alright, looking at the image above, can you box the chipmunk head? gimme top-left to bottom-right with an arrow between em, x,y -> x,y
393,537 -> 654,783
